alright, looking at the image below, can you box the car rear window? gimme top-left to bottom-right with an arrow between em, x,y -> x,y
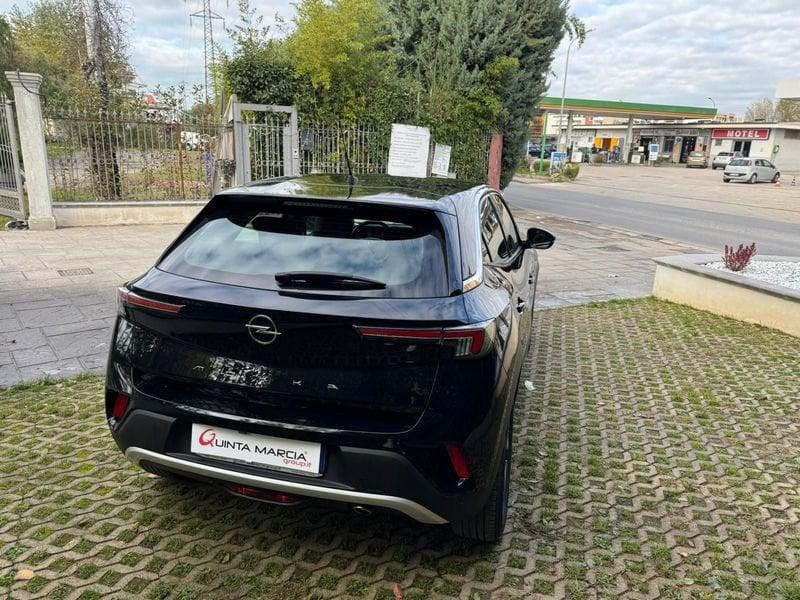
718,152 -> 733,156
690,152 -> 704,157
158,198 -> 450,298
729,159 -> 751,166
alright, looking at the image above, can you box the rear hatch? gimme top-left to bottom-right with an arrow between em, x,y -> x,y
725,158 -> 751,176
115,194 -> 465,433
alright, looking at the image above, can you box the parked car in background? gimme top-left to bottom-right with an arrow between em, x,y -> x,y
106,174 -> 556,542
527,143 -> 556,158
723,158 -> 780,183
686,151 -> 708,168
711,151 -> 739,170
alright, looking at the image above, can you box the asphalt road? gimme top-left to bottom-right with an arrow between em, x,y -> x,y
505,182 -> 800,256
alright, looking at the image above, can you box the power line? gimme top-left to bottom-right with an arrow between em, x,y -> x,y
190,0 -> 224,104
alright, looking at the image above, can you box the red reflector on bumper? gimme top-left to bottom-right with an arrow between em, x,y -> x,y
446,445 -> 472,481
227,484 -> 301,505
111,393 -> 130,419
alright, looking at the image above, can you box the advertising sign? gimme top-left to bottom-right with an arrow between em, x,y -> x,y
648,143 -> 659,159
388,124 -> 431,178
431,143 -> 452,177
711,128 -> 770,140
550,151 -> 566,169
631,155 -> 641,165
571,151 -> 583,163
530,116 -> 544,138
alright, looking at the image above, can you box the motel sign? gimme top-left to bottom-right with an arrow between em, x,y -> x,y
711,128 -> 771,140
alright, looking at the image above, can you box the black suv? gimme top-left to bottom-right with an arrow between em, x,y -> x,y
106,174 -> 554,541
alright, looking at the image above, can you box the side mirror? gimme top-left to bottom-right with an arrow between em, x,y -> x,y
526,227 -> 555,250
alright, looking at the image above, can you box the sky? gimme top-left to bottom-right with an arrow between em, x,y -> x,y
1,0 -> 798,115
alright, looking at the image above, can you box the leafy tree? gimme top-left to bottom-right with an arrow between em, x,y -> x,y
0,16 -> 14,96
286,0 -> 397,121
9,0 -> 134,108
777,99 -> 800,122
745,98 -> 776,122
744,98 -> 800,122
387,0 -> 570,186
220,0 -> 308,108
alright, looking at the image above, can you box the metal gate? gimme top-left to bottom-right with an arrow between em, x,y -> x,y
0,94 -> 24,219
233,103 -> 299,185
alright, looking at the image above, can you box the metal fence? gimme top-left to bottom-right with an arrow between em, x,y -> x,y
0,94 -> 24,219
242,113 -> 491,183
44,107 -> 228,202
295,121 -> 492,182
44,105 -> 492,203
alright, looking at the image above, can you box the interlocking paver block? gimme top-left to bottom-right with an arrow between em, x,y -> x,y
1,299 -> 799,599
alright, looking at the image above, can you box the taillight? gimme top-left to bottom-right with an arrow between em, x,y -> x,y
111,392 -> 130,419
118,287 -> 184,316
355,323 -> 491,358
446,445 -> 472,481
442,328 -> 485,356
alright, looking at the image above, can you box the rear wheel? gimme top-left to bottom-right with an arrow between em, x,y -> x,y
451,419 -> 512,542
748,173 -> 757,184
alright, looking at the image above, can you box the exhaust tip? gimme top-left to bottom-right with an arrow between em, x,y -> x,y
352,505 -> 373,516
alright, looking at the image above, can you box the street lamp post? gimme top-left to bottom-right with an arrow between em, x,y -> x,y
557,29 -> 594,153
557,37 -> 577,152
707,97 -> 716,109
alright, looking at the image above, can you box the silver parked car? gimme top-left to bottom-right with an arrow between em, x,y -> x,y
723,158 -> 780,184
686,151 -> 708,168
711,151 -> 739,170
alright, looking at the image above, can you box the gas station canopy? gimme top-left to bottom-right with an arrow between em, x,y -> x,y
538,96 -> 717,120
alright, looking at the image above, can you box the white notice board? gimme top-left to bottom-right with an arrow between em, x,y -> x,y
431,143 -> 452,176
388,124 -> 431,178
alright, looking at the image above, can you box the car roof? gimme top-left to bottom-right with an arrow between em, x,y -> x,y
218,174 -> 487,214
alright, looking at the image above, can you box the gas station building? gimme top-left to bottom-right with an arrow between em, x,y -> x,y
536,96 -> 800,170
537,96 -> 717,161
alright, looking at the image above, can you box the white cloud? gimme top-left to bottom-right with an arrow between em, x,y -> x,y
549,0 -> 800,115
1,0 -> 797,115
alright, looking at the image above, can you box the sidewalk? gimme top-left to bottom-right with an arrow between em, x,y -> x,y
0,216 -> 703,387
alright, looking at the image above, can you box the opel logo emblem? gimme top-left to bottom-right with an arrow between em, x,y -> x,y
246,314 -> 281,345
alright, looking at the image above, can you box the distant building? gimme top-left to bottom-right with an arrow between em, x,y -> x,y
566,122 -> 800,169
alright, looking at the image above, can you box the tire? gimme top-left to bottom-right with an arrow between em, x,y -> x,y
451,419 -> 512,542
748,173 -> 757,184
712,165 -> 717,170
723,178 -> 730,183
773,172 -> 781,183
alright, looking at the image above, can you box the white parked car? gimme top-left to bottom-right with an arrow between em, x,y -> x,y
711,151 -> 739,170
722,158 -> 780,184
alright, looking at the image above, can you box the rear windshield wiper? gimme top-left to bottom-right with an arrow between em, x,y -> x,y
274,271 -> 386,290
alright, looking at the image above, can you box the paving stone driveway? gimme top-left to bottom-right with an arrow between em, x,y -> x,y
0,216 -> 702,387
2,300 -> 799,599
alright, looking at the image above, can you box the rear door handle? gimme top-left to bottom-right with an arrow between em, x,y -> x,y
516,298 -> 526,312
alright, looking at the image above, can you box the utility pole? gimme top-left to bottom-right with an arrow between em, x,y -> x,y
191,0 -> 224,105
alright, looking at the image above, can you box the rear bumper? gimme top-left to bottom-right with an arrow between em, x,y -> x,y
126,446 -> 447,524
110,405 -> 498,524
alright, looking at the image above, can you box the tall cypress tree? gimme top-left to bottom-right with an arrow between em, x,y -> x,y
388,0 -> 569,187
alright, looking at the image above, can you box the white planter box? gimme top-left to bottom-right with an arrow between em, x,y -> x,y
653,254 -> 800,337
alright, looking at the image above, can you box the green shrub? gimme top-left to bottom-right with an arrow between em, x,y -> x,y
562,163 -> 580,179
531,159 -> 550,173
